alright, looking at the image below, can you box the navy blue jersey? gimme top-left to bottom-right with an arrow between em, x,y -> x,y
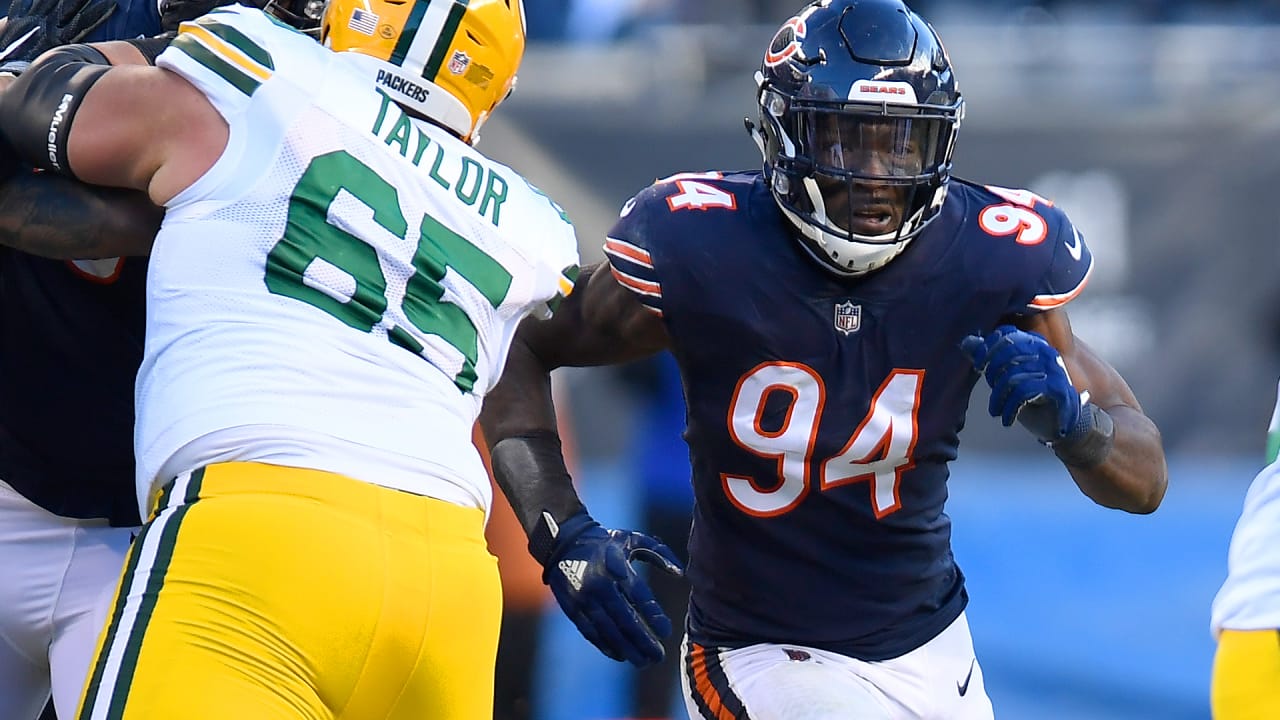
0,0 -> 161,41
90,0 -> 162,41
604,172 -> 1092,660
0,3 -> 158,527
0,253 -> 147,526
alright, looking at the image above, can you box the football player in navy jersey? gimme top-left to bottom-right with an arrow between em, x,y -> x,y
0,0 -> 274,715
0,0 -> 164,715
0,1 -> 161,714
480,0 -> 1168,717
0,177 -> 156,720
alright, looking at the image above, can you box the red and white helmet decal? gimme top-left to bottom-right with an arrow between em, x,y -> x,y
765,16 -> 807,66
764,3 -> 825,67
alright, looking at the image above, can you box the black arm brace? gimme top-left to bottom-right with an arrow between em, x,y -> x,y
1051,402 -> 1116,469
0,44 -> 111,178
124,34 -> 175,65
488,431 -> 587,539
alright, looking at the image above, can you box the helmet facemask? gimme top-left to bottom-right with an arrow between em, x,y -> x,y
748,0 -> 965,277
758,81 -> 962,276
264,0 -> 325,34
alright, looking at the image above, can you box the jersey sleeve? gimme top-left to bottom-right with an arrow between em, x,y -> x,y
497,175 -> 580,317
532,224 -> 580,318
157,6 -> 287,114
1024,204 -> 1094,313
602,184 -> 671,318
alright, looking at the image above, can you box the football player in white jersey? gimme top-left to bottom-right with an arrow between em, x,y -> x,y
1210,379 -> 1280,718
0,0 -> 582,717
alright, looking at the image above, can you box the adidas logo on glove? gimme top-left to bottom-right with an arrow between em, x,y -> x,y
558,559 -> 588,591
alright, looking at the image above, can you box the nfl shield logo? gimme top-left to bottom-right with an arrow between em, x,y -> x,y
448,50 -> 471,75
834,301 -> 861,335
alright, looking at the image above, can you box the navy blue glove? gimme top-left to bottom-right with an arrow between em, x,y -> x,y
960,325 -> 1081,443
0,0 -> 115,71
535,510 -> 684,667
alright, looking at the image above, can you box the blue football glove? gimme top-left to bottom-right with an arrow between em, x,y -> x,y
960,325 -> 1081,443
0,0 -> 115,72
536,510 -> 684,667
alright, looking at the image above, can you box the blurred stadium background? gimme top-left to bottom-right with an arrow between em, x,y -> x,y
477,1 -> 1280,718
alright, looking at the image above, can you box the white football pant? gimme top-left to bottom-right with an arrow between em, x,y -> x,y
0,479 -> 134,719
681,611 -> 994,719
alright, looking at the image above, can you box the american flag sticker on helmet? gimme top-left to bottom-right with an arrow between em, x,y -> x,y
348,8 -> 379,35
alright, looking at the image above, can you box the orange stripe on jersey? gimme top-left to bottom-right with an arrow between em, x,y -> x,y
603,237 -> 654,267
1028,258 -> 1093,311
609,266 -> 662,297
690,644 -> 737,720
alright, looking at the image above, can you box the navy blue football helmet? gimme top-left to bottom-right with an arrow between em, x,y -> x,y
748,0 -> 964,276
264,0 -> 324,32
159,0 -> 321,33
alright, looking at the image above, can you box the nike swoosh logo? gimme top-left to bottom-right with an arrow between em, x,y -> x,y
1065,226 -> 1084,262
957,658 -> 976,696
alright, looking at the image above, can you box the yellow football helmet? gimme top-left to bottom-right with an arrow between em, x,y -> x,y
321,0 -> 525,144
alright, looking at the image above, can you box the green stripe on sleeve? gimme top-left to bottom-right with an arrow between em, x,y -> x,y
193,17 -> 276,70
171,34 -> 262,96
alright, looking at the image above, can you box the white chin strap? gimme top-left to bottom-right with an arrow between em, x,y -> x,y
788,176 -> 912,276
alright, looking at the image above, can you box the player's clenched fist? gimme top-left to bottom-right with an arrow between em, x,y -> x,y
960,325 -> 1080,440
961,325 -> 1115,468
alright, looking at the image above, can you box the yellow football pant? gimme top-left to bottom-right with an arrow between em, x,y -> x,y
1212,629 -> 1280,719
76,462 -> 501,720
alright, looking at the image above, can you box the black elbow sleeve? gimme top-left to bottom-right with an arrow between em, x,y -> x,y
488,432 -> 586,537
124,34 -> 176,66
0,44 -> 112,178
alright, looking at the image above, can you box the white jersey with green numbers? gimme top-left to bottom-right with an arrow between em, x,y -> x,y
1211,378 -> 1280,634
135,5 -> 579,518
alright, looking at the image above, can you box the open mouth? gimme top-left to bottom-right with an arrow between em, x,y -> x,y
847,207 -> 897,236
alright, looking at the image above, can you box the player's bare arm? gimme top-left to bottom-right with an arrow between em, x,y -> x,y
485,261 -> 669,433
0,171 -> 160,257
0,37 -> 198,260
481,260 -> 669,520
510,261 -> 668,371
1016,308 -> 1167,513
480,262 -> 682,668
62,61 -> 225,201
0,41 -> 226,211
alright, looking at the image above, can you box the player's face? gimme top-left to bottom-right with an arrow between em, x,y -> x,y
809,114 -> 932,237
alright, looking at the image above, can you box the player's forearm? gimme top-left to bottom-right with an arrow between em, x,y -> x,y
480,337 -> 584,535
1064,404 -> 1167,513
0,172 -> 160,258
480,332 -> 561,441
